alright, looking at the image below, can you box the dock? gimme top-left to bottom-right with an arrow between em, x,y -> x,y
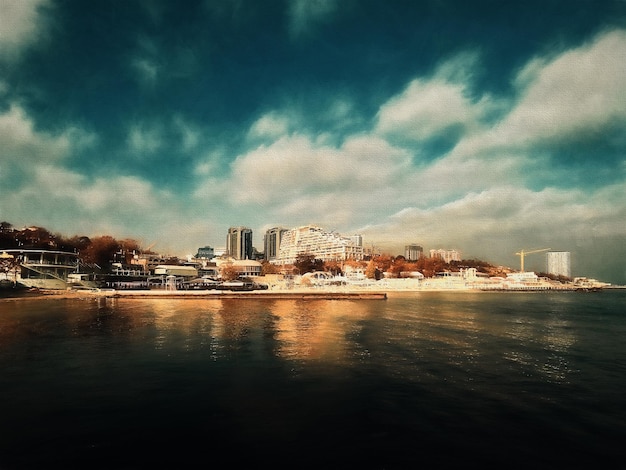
82,289 -> 388,300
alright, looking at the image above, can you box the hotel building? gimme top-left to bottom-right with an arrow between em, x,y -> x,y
272,225 -> 364,265
264,227 -> 289,262
226,227 -> 253,260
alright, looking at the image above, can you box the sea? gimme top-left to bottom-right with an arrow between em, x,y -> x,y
0,290 -> 625,469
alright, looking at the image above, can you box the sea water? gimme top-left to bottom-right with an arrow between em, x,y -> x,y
0,290 -> 625,469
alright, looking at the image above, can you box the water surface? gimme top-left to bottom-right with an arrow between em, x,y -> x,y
1,291 -> 624,468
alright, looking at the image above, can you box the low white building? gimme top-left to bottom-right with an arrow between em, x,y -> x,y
215,258 -> 262,277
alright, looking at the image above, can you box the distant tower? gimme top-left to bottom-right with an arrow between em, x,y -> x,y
226,227 -> 253,260
264,227 -> 288,261
404,244 -> 423,261
350,234 -> 363,247
546,251 -> 571,278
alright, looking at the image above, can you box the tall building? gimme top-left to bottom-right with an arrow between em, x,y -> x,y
226,227 -> 253,260
404,244 -> 423,261
546,251 -> 571,278
350,234 -> 363,247
273,225 -> 364,265
429,248 -> 461,264
264,227 -> 288,261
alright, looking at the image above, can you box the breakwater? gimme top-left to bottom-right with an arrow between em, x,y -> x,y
110,290 -> 386,300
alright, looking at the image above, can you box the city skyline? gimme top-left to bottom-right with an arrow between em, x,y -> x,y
1,1 -> 625,284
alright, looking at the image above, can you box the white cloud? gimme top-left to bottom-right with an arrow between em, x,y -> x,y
358,184 -> 626,263
173,115 -> 201,152
127,122 -> 162,155
248,112 -> 291,139
226,133 -> 412,206
375,54 -> 494,143
494,29 -> 626,146
0,104 -> 82,168
287,0 -> 341,38
0,0 -> 49,61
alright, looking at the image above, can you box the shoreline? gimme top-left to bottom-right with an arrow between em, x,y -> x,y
3,284 -> 620,302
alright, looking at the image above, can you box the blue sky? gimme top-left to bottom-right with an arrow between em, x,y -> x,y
1,0 -> 625,283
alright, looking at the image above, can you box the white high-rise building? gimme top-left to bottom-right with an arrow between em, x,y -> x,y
429,248 -> 461,264
273,225 -> 364,265
546,251 -> 571,278
405,244 -> 423,261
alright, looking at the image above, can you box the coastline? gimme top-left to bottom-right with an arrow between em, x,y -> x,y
2,276 -> 622,302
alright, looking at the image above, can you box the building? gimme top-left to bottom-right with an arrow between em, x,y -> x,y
546,251 -> 571,278
195,246 -> 215,259
0,248 -> 79,289
350,234 -> 363,247
264,227 -> 288,261
215,258 -> 262,277
429,248 -> 461,264
273,225 -> 364,265
226,227 -> 253,260
404,244 -> 424,261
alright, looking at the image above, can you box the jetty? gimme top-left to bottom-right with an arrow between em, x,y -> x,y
50,288 -> 386,301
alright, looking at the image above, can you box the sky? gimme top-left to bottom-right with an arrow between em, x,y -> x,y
1,0 -> 625,283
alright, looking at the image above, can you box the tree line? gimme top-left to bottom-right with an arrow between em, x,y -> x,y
0,222 -> 144,269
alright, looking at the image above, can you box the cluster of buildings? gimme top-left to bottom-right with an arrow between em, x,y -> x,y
196,225 -> 462,267
198,225 -> 368,265
1,221 -> 584,291
191,224 -> 574,280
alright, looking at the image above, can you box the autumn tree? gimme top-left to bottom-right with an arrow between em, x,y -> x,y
220,263 -> 240,281
324,260 -> 344,276
260,260 -> 280,275
294,253 -> 324,275
365,259 -> 380,280
80,236 -> 120,269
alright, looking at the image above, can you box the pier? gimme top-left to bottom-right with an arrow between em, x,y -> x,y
73,289 -> 388,300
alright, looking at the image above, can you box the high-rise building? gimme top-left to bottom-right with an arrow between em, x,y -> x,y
226,227 -> 253,260
264,227 -> 288,261
429,248 -> 461,264
273,225 -> 364,265
350,234 -> 363,247
404,244 -> 423,261
546,251 -> 571,278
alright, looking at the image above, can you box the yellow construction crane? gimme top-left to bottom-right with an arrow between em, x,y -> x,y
515,248 -> 550,272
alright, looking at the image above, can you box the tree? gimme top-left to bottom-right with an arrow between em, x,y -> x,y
80,236 -> 120,269
260,260 -> 280,275
324,260 -> 343,276
220,263 -> 240,281
294,253 -> 323,275
365,259 -> 380,280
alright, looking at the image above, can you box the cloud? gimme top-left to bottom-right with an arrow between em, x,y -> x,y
127,122 -> 163,155
375,54 -> 494,145
0,0 -> 49,61
492,29 -> 626,147
248,112 -> 291,140
227,132 -> 412,206
287,0 -> 341,38
358,183 -> 626,262
0,104 -> 92,172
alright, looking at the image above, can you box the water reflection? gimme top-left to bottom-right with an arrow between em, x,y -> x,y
270,300 -> 372,362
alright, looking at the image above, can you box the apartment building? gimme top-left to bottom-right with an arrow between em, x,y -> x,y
273,225 -> 364,265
